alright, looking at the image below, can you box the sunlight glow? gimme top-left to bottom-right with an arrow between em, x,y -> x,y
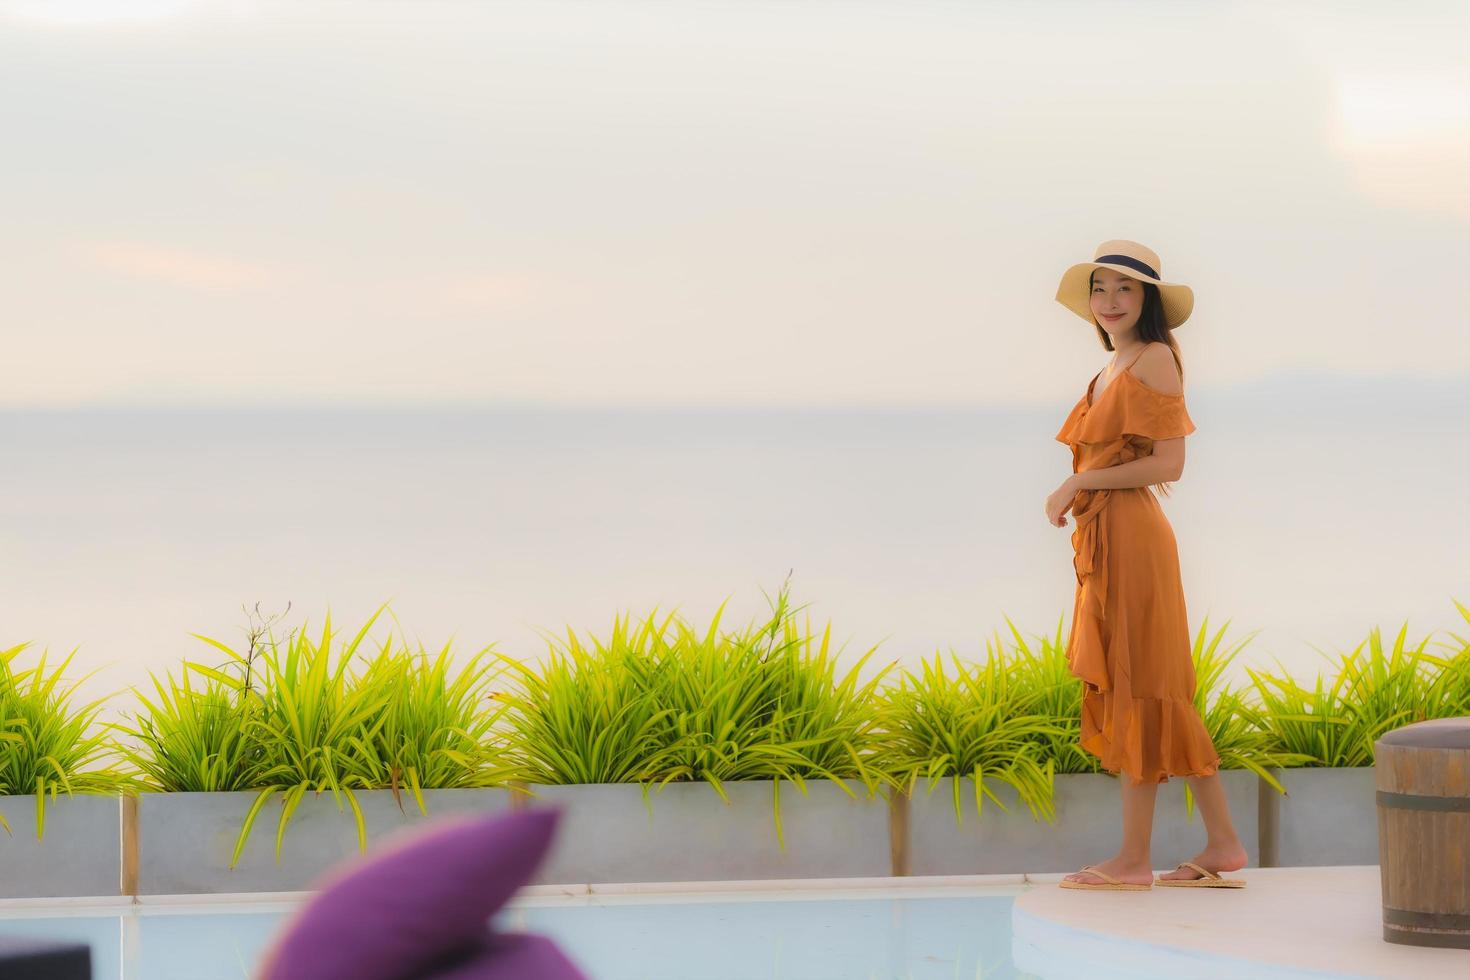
1330,71 -> 1470,219
1333,72 -> 1470,148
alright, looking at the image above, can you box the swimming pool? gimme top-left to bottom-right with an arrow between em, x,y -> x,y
0,883 -> 1038,980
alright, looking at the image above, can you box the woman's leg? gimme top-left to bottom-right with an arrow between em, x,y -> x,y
1061,776 -> 1160,885
1155,772 -> 1250,880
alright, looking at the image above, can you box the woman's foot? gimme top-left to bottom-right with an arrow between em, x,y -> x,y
1157,840 -> 1248,881
1061,854 -> 1154,887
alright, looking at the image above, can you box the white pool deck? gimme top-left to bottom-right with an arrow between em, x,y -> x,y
1014,865 -> 1467,979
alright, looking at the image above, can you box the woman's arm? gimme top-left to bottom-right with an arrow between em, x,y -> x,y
1068,448 -> 1182,492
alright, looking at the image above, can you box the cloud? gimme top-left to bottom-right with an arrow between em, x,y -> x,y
74,240 -> 275,292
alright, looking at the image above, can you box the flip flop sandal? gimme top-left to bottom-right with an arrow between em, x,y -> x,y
1058,865 -> 1152,891
1154,861 -> 1247,888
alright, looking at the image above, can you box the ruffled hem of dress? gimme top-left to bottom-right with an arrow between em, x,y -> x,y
1097,760 -> 1222,786
1078,690 -> 1222,786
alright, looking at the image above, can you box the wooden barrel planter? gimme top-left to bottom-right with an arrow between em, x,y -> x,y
1374,716 -> 1470,949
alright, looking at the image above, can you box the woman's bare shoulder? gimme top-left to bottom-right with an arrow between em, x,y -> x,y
1132,342 -> 1183,395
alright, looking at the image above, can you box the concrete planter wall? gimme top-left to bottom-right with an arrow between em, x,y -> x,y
0,767 -> 1389,899
519,779 -> 892,884
906,770 -> 1261,876
1257,765 -> 1378,867
0,794 -> 120,898
133,787 -> 513,894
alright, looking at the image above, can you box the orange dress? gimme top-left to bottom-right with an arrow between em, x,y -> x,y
1053,348 -> 1222,786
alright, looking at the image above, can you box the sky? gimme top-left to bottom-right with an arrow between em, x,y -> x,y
0,0 -> 1467,722
0,0 -> 1466,409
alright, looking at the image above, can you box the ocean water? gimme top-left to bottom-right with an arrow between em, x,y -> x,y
1,370 -> 1466,718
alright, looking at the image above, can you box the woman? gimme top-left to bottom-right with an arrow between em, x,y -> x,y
1045,240 -> 1248,891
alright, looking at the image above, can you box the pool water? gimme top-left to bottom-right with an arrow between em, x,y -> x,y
0,886 -> 1040,980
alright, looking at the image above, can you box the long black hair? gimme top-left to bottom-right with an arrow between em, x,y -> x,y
1089,271 -> 1187,498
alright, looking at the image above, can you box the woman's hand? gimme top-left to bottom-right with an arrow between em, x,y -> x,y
1046,475 -> 1082,528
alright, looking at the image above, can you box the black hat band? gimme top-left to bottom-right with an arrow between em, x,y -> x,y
1092,254 -> 1160,280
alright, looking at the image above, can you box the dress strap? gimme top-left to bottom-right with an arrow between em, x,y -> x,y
1120,345 -> 1151,375
1126,342 -> 1186,386
1095,345 -> 1150,394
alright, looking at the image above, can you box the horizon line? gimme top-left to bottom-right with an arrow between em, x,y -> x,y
1,368 -> 1467,413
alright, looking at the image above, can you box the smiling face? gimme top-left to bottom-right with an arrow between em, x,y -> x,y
1089,267 -> 1145,339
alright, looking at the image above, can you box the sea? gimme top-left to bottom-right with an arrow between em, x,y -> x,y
2,368 -> 1466,722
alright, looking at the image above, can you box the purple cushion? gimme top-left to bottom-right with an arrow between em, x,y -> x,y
260,807 -> 580,980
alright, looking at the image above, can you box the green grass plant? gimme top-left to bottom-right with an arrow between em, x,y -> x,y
12,591 -> 1469,865
0,643 -> 131,838
495,612 -> 680,786
1001,615 -> 1101,776
114,666 -> 268,793
1247,606 -> 1470,770
187,606 -> 399,866
1176,617 -> 1326,820
353,637 -> 522,809
1242,667 -> 1366,768
641,587 -> 894,843
121,603 -> 521,867
497,581 -> 894,846
871,640 -> 1065,828
1188,619 -> 1308,789
1423,599 -> 1470,716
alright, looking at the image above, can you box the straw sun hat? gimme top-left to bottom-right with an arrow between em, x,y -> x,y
1055,239 -> 1194,329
